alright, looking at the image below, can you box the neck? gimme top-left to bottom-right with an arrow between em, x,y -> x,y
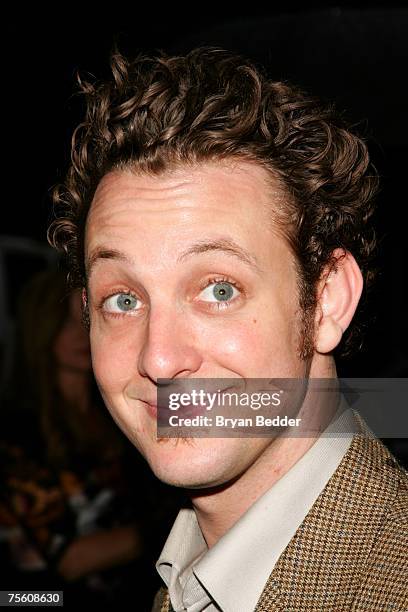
189,354 -> 338,548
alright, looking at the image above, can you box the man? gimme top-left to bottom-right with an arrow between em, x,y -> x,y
48,47 -> 407,610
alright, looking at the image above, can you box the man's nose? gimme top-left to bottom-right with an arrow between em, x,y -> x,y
137,308 -> 202,382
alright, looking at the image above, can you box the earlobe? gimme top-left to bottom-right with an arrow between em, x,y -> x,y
315,249 -> 363,354
315,316 -> 343,353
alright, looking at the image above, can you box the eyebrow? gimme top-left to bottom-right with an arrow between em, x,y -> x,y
86,248 -> 131,278
86,237 -> 262,278
176,238 -> 261,272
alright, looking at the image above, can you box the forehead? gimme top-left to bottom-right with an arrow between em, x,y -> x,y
85,159 -> 289,270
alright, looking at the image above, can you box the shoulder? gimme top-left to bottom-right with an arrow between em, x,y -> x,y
352,437 -> 407,608
325,428 -> 408,608
256,427 -> 408,610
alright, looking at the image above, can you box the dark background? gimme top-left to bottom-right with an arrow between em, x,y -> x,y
1,3 -> 407,608
2,1 -> 407,376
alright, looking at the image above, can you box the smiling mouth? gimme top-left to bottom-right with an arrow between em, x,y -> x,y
141,383 -> 245,421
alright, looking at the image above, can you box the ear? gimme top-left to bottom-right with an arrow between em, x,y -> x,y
314,248 -> 363,354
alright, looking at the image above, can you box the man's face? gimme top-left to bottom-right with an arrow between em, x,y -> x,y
85,160 -> 311,488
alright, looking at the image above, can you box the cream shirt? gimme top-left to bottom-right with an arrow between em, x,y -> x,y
155,400 -> 359,612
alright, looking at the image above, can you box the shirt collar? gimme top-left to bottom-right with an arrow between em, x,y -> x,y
157,399 -> 358,612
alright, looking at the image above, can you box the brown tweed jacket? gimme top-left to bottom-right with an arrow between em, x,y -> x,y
153,418 -> 408,611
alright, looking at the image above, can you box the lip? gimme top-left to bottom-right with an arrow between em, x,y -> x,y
169,403 -> 210,418
143,402 -> 158,419
142,401 -> 209,421
141,401 -> 178,420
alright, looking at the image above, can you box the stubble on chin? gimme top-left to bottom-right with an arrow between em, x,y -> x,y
156,435 -> 197,448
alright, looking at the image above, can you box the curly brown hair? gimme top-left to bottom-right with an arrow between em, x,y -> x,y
47,45 -> 378,358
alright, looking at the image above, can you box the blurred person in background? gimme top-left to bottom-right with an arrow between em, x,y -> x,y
0,266 -> 183,608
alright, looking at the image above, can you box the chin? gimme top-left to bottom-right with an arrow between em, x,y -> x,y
145,437 -> 237,489
153,469 -> 220,489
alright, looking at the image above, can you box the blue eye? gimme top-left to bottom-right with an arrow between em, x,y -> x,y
103,293 -> 140,313
199,281 -> 239,303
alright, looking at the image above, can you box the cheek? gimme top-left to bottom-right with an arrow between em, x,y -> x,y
204,305 -> 300,375
216,325 -> 261,358
90,326 -> 137,394
195,318 -> 273,374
